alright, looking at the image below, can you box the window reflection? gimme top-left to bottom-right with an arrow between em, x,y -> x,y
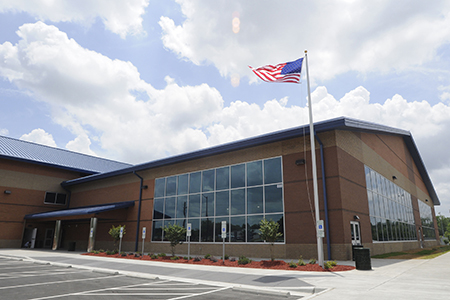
365,166 -> 418,242
153,157 -> 284,243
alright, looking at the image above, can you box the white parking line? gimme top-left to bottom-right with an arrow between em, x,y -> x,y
169,286 -> 232,300
0,274 -> 125,290
0,270 -> 85,280
27,280 -> 171,300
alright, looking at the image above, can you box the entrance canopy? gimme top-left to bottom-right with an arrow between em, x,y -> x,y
24,200 -> 135,220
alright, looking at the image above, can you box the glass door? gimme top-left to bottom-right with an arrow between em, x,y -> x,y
351,221 -> 361,245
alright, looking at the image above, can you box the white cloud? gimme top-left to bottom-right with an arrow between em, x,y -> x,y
0,0 -> 149,38
1,21 -> 449,215
160,0 -> 450,82
20,128 -> 57,147
0,128 -> 9,135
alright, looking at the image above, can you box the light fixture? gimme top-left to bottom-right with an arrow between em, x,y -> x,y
4,190 -> 11,195
295,159 -> 306,166
142,185 -> 148,190
354,215 -> 360,220
392,176 -> 397,180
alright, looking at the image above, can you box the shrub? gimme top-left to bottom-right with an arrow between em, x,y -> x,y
194,257 -> 201,262
258,219 -> 283,261
224,254 -> 230,260
210,256 -> 218,262
108,225 -> 126,250
150,254 -> 157,259
308,258 -> 316,264
183,256 -> 189,260
99,249 -> 105,253
324,261 -> 333,269
204,254 -> 211,259
230,257 -> 236,262
330,260 -> 337,267
238,255 -> 251,265
289,261 -> 297,268
163,224 -> 187,256
170,256 -> 180,260
106,250 -> 113,255
298,258 -> 306,266
158,253 -> 167,258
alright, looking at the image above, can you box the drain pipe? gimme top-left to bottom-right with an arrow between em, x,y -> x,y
133,171 -> 144,252
315,134 -> 331,260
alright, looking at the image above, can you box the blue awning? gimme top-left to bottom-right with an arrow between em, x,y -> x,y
24,200 -> 135,220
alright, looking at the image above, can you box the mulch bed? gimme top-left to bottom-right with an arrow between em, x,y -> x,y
83,252 -> 355,272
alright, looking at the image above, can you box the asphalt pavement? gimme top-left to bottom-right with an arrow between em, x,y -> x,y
1,248 -> 449,299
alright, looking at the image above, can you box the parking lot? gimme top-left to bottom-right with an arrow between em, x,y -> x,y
0,257 -> 301,299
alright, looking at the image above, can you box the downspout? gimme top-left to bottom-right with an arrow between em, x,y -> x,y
133,171 -> 144,252
315,134 -> 331,260
61,185 -> 72,208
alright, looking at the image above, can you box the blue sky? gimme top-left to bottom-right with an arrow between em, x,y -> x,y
1,0 -> 450,216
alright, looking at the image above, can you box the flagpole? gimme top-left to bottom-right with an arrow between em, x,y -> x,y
304,50 -> 324,267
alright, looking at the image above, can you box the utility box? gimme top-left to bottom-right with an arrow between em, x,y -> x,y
354,248 -> 372,270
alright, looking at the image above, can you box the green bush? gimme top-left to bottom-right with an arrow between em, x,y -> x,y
324,261 -> 333,269
330,260 -> 337,267
158,253 -> 167,258
163,224 -> 187,256
238,255 -> 252,265
170,256 -> 180,260
298,258 -> 306,266
106,250 -> 113,255
308,258 -> 316,264
99,249 -> 105,253
183,256 -> 189,260
289,261 -> 297,268
204,254 -> 211,259
150,254 -> 157,259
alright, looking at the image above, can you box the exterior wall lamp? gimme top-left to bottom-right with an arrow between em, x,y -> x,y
295,159 -> 306,166
4,190 -> 11,194
392,176 -> 397,180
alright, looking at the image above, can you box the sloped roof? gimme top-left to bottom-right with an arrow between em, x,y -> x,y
61,117 -> 439,205
0,135 -> 131,174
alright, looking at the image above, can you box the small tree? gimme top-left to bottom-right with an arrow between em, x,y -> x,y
109,225 -> 126,249
163,224 -> 187,256
259,219 -> 283,261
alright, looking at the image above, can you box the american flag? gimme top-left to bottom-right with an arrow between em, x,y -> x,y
249,57 -> 303,83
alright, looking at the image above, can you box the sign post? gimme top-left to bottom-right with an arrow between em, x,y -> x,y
141,227 -> 146,256
187,223 -> 191,259
118,226 -> 124,254
221,221 -> 227,263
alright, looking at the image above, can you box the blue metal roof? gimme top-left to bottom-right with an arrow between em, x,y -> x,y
61,117 -> 439,206
24,200 -> 135,220
0,135 -> 131,174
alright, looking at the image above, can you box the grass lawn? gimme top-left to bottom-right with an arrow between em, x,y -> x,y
372,245 -> 450,259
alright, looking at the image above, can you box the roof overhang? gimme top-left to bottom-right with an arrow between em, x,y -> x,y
24,200 -> 135,221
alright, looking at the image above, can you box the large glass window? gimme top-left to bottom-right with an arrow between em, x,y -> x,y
418,200 -> 436,240
152,157 -> 284,243
365,166 -> 417,242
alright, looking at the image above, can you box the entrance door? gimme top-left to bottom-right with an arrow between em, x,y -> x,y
350,221 -> 361,246
44,228 -> 54,248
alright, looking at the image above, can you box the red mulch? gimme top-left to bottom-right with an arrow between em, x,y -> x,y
82,252 -> 355,272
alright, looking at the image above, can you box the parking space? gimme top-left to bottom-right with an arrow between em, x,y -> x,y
0,257 -> 301,299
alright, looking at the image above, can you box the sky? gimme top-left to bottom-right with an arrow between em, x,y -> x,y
0,0 -> 450,216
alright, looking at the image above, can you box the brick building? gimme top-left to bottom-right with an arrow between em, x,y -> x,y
1,117 -> 440,260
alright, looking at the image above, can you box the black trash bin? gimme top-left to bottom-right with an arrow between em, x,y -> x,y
352,244 -> 364,261
68,242 -> 76,251
354,248 -> 372,270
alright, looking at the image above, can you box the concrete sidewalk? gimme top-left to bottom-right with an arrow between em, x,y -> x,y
1,249 -> 449,299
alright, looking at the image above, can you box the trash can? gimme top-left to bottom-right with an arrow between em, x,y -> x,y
354,248 -> 372,270
352,244 -> 364,261
68,242 -> 76,251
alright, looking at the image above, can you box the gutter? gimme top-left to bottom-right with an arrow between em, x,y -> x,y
133,171 -> 144,252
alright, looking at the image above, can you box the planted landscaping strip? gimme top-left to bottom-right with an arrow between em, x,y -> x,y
82,252 -> 355,272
